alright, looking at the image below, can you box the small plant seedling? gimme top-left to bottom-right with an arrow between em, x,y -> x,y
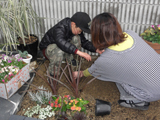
18,50 -> 29,59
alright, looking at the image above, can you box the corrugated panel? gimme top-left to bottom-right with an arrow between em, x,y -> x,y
30,0 -> 160,34
1,0 -> 160,55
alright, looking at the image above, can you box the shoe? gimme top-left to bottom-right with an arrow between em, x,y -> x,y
118,100 -> 150,110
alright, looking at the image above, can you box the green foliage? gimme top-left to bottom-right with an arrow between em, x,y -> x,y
18,50 -> 28,59
140,25 -> 160,44
31,57 -> 98,118
50,95 -> 89,113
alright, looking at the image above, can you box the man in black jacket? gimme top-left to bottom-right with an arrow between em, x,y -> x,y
39,12 -> 97,76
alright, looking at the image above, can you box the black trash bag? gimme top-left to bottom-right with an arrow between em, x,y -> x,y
95,99 -> 111,116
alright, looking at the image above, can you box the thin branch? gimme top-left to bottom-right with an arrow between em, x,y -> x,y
45,75 -> 72,92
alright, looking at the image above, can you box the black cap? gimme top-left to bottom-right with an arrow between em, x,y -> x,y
71,12 -> 91,34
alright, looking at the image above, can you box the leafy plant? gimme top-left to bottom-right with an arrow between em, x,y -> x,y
24,104 -> 55,119
0,0 -> 40,53
49,95 -> 72,112
68,97 -> 89,113
33,57 -> 99,98
18,50 -> 29,59
28,85 -> 53,104
71,112 -> 87,120
0,54 -> 26,83
49,95 -> 89,113
60,57 -> 99,98
21,57 -> 97,119
33,60 -> 63,95
140,25 -> 160,44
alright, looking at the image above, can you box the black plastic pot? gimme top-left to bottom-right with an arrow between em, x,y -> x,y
95,99 -> 111,116
17,34 -> 39,60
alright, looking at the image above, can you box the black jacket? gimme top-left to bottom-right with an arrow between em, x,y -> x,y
39,18 -> 96,54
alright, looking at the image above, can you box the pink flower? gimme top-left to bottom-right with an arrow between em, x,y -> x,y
151,25 -> 155,29
54,104 -> 58,108
2,80 -> 5,83
71,106 -> 76,110
158,25 -> 160,30
64,95 -> 70,98
58,104 -> 61,108
64,100 -> 68,104
4,75 -> 8,78
9,73 -> 14,77
50,103 -> 54,107
63,95 -> 67,98
55,101 -> 58,104
18,58 -> 22,61
8,60 -> 12,63
76,107 -> 81,111
74,100 -> 79,104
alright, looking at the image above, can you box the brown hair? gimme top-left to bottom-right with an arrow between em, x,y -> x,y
91,12 -> 125,50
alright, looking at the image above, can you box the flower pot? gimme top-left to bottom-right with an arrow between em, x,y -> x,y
15,54 -> 32,65
144,40 -> 160,54
17,34 -> 39,60
22,54 -> 32,64
95,99 -> 111,116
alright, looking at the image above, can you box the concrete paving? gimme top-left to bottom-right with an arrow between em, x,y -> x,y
9,115 -> 42,120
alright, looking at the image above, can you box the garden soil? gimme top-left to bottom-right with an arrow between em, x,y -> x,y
17,56 -> 160,120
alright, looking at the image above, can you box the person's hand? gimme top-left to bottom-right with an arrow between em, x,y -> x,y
76,50 -> 92,61
73,71 -> 83,79
96,49 -> 105,54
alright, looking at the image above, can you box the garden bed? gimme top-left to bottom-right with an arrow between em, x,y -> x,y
16,57 -> 160,120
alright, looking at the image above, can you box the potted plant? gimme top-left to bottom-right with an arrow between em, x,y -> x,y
0,0 -> 39,59
16,50 -> 32,64
140,24 -> 160,54
0,54 -> 30,99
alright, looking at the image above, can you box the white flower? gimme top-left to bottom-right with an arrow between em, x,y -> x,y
3,56 -> 8,61
39,114 -> 46,119
13,67 -> 19,73
4,67 -> 8,72
0,63 -> 4,66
